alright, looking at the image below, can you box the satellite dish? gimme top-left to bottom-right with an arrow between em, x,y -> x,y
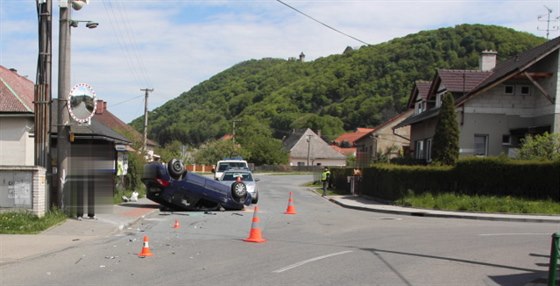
68,83 -> 97,125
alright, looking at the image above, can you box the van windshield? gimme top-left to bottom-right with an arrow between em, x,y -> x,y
218,162 -> 247,172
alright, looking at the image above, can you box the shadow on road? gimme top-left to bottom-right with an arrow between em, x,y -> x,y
362,247 -> 551,286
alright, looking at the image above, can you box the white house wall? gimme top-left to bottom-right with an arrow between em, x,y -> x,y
459,50 -> 559,156
0,117 -> 34,166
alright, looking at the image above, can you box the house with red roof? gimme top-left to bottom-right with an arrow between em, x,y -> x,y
331,128 -> 374,157
395,40 -> 560,160
353,110 -> 413,167
0,67 -> 35,165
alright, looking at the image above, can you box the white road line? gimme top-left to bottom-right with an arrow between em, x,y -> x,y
478,233 -> 550,236
273,250 -> 353,273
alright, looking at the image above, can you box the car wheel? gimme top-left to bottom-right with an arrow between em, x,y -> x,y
168,159 -> 185,179
252,191 -> 259,204
231,182 -> 248,203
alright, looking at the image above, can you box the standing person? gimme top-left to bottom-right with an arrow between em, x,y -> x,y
321,167 -> 331,197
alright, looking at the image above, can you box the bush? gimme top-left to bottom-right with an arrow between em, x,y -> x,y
343,158 -> 560,201
517,132 -> 560,161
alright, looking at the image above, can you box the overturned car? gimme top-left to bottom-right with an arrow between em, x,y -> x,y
141,159 -> 252,211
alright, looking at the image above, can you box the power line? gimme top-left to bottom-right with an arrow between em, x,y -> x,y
276,0 -> 371,46
111,94 -> 144,107
101,1 -> 153,88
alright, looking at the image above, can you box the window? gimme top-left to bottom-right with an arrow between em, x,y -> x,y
415,101 -> 425,114
435,93 -> 442,107
425,138 -> 432,162
504,85 -> 514,95
415,140 -> 425,159
520,85 -> 530,96
474,134 -> 488,156
502,135 -> 511,145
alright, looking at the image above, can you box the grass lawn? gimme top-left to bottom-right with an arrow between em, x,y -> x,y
0,209 -> 67,234
396,192 -> 560,215
310,182 -> 560,215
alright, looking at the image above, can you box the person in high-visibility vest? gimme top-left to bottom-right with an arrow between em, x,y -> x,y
321,167 -> 331,197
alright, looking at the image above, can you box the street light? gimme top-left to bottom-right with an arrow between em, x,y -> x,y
70,20 -> 99,29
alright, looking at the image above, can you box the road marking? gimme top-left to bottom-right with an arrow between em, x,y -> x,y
478,232 -> 550,236
273,250 -> 353,273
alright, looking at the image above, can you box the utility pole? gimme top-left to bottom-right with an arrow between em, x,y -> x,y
232,119 -> 240,145
141,88 -> 154,156
538,6 -> 560,39
35,0 -> 52,169
306,134 -> 313,166
56,1 -> 72,209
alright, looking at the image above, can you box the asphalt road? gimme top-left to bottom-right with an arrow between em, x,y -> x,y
1,174 -> 558,286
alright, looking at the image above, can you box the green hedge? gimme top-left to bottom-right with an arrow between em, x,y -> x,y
332,158 -> 560,201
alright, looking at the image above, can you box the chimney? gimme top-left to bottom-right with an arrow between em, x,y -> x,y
95,100 -> 105,114
479,50 -> 497,71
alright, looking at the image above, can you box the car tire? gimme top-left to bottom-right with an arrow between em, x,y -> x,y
252,191 -> 259,204
231,182 -> 248,203
168,159 -> 185,179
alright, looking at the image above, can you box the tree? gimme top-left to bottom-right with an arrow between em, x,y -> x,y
517,132 -> 560,161
193,140 -> 250,165
157,140 -> 193,164
243,135 -> 289,165
431,93 -> 459,165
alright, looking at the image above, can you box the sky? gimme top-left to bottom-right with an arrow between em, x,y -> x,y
1,0 -> 560,123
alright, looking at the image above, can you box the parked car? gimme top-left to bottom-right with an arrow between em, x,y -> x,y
218,168 -> 259,204
213,158 -> 249,180
141,159 -> 252,211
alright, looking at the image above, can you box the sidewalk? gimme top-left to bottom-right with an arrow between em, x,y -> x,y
0,198 -> 159,265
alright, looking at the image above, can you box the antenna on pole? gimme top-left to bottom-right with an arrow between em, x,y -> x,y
537,5 -> 560,39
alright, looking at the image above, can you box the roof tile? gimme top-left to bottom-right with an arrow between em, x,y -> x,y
0,66 -> 34,113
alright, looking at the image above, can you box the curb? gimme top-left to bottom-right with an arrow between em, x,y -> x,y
326,196 -> 560,224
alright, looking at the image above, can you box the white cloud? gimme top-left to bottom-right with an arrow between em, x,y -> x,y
1,0 -> 559,123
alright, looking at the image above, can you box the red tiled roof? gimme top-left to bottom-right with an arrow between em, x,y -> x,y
0,66 -> 34,113
331,145 -> 355,157
435,69 -> 492,94
334,128 -> 374,145
407,80 -> 432,109
415,80 -> 432,99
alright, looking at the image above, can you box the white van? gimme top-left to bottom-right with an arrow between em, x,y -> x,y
213,158 -> 249,180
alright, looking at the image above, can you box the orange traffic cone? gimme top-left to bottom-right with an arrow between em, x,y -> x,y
138,235 -> 153,257
244,206 -> 266,243
173,219 -> 180,229
284,192 -> 297,214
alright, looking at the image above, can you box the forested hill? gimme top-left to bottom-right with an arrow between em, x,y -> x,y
130,24 -> 545,147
